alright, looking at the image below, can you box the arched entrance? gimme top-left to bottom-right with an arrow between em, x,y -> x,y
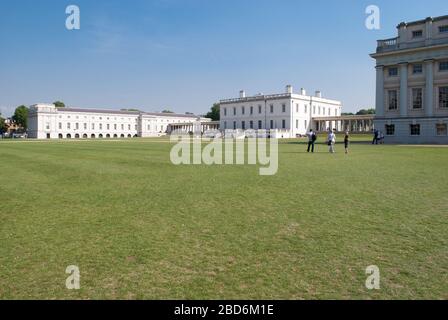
83,134 -> 88,139
99,134 -> 103,138
66,134 -> 72,139
91,134 -> 96,138
75,134 -> 80,139
59,134 -> 63,139
106,134 -> 111,138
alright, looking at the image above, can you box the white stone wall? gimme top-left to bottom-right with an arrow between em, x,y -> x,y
28,104 -> 205,139
220,89 -> 342,137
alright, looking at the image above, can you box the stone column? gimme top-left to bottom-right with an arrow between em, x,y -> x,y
375,65 -> 385,117
399,63 -> 408,117
425,59 -> 434,117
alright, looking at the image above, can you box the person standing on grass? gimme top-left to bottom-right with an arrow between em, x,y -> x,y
372,129 -> 379,145
306,129 -> 316,153
327,129 -> 336,153
344,131 -> 350,154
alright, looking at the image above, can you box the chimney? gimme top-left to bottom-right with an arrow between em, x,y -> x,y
315,90 -> 322,98
300,88 -> 306,96
286,85 -> 293,94
239,90 -> 246,98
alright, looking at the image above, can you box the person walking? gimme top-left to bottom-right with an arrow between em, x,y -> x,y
372,129 -> 379,145
327,129 -> 336,153
306,129 -> 316,153
344,131 -> 350,154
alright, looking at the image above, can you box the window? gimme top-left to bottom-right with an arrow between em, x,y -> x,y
304,105 -> 308,113
282,104 -> 286,113
128,124 -> 131,130
270,104 -> 274,113
439,25 -> 448,33
412,30 -> 423,38
318,107 -> 321,115
242,121 -> 245,130
388,67 -> 398,77
75,123 -> 79,130
84,123 -> 87,130
388,90 -> 398,110
296,119 -> 299,129
410,124 -> 420,136
270,120 -> 274,129
323,107 -> 325,115
233,121 -> 236,130
296,104 -> 299,113
242,106 -> 245,115
439,61 -> 448,72
413,64 -> 423,74
59,123 -> 62,129
313,106 -> 316,114
385,124 -> 395,136
67,123 -> 71,129
224,108 -> 227,116
121,124 -> 124,130
282,120 -> 286,129
92,123 -> 95,130
258,120 -> 262,129
412,88 -> 423,109
233,108 -> 236,116
114,124 -> 117,130
250,106 -> 253,115
107,124 -> 110,130
436,124 -> 447,136
99,124 -> 102,130
439,87 -> 448,108
305,120 -> 307,128
224,121 -> 227,129
258,105 -> 262,114
46,123 -> 50,130
249,121 -> 253,129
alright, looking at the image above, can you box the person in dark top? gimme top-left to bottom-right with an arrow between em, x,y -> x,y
372,129 -> 379,145
344,131 -> 350,154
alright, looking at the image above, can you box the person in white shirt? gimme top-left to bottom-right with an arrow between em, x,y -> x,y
306,129 -> 316,153
327,129 -> 336,153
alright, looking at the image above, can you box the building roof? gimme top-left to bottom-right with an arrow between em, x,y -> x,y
56,107 -> 202,118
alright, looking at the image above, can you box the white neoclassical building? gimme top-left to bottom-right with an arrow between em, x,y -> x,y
371,15 -> 448,144
219,86 -> 343,138
28,104 -> 209,139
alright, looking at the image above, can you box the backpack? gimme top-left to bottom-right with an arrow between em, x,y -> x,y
312,133 -> 317,142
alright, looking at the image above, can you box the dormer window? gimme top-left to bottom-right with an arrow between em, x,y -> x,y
439,25 -> 448,33
412,30 -> 423,38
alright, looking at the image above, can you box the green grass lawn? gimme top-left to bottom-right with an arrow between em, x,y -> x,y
0,137 -> 447,299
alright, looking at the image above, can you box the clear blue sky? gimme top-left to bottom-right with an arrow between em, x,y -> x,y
0,0 -> 447,117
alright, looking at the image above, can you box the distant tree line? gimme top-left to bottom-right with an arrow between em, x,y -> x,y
342,108 -> 375,116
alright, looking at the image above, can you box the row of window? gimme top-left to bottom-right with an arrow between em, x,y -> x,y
411,25 -> 448,38
223,105 -> 338,117
387,86 -> 448,110
56,122 -> 138,131
388,60 -> 448,77
385,123 -> 447,136
53,133 -> 138,139
223,119 -> 308,130
58,115 -> 183,123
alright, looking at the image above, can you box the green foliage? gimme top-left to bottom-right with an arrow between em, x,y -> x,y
12,105 -> 29,130
53,101 -> 65,108
356,108 -> 375,115
0,114 -> 7,134
162,110 -> 174,113
205,103 -> 220,121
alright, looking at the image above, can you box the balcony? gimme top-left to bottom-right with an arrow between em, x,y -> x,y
376,36 -> 448,53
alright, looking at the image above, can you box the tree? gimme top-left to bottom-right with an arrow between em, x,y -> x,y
342,112 -> 354,116
356,108 -> 375,115
162,109 -> 174,113
205,103 -> 220,121
12,105 -> 29,130
0,113 -> 7,134
53,101 -> 65,108
120,108 -> 141,112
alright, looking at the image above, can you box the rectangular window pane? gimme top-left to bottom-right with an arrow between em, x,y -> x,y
413,64 -> 423,74
440,87 -> 448,108
410,124 -> 420,136
412,88 -> 423,109
388,67 -> 398,77
412,30 -> 423,38
436,124 -> 447,136
388,90 -> 398,110
439,61 -> 448,71
439,25 -> 448,33
385,124 -> 395,136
